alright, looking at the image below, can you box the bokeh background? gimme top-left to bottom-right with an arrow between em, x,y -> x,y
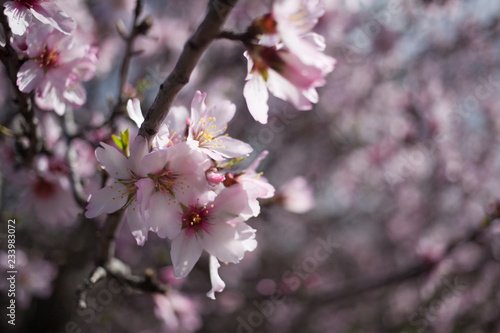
1,0 -> 500,332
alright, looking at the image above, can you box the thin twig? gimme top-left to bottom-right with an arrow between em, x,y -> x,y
138,0 -> 240,143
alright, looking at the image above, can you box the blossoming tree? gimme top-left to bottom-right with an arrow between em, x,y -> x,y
1,0 -> 500,332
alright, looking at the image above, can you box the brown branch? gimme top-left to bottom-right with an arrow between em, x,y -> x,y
138,0 -> 240,143
0,11 -> 39,167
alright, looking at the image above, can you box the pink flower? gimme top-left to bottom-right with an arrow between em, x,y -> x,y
243,0 -> 335,124
134,142 -> 213,240
85,136 -> 150,245
3,0 -> 76,36
278,176 -> 315,213
16,26 -> 97,115
126,98 -> 188,148
166,186 -> 258,284
15,157 -> 80,227
153,290 -> 202,332
0,250 -> 57,309
188,91 -> 253,160
223,151 -> 275,221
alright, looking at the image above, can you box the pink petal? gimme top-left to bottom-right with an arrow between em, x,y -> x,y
95,143 -> 130,179
206,255 -> 225,299
17,61 -> 44,92
126,201 -> 148,245
3,1 -> 31,35
244,75 -> 269,124
171,233 -> 204,279
85,184 -> 128,218
31,2 -> 76,35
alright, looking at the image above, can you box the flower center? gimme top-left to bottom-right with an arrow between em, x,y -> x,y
17,0 -> 41,7
194,117 -> 227,148
149,168 -> 183,197
33,177 -> 57,198
35,44 -> 60,71
180,204 -> 214,239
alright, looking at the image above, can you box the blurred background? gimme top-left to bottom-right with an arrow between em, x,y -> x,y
1,0 -> 500,332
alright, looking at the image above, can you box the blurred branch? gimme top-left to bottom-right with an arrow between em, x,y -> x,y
138,0 -> 239,143
288,215 -> 496,332
108,0 -> 153,122
77,210 -> 167,310
0,10 -> 39,167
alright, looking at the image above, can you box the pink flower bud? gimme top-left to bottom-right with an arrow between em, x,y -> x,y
205,168 -> 225,186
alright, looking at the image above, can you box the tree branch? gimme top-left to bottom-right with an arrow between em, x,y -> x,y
138,0 -> 239,143
0,10 -> 39,167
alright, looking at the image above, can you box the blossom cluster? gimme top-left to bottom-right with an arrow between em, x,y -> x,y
242,0 -> 336,123
4,0 -> 97,115
85,91 -> 275,298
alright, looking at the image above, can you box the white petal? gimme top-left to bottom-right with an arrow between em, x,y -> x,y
206,255 -> 226,299
206,136 -> 253,159
95,143 -> 130,179
267,69 -> 312,110
243,75 -> 269,124
150,193 -> 182,239
85,184 -> 128,218
63,82 -> 86,107
204,222 -> 255,263
126,201 -> 148,246
31,2 -> 76,35
128,135 -> 149,176
16,61 -> 44,92
171,233 -> 204,279
127,98 -> 144,128
4,2 -> 31,35
190,91 -> 207,125
204,100 -> 236,132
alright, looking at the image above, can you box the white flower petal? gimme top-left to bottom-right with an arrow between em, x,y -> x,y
95,143 -> 130,179
150,193 -> 182,239
16,61 -> 44,93
127,98 -> 144,128
31,2 -> 76,35
4,1 -> 31,35
244,75 -> 269,124
171,233 -> 204,279
85,184 -> 128,218
126,201 -> 148,246
206,255 -> 225,299
207,136 -> 253,159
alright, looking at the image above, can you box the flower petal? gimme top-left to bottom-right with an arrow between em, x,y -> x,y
206,255 -> 226,299
244,75 -> 269,124
4,1 -> 31,35
31,2 -> 76,35
127,98 -> 144,128
16,61 -> 44,93
171,233 -> 204,279
95,143 -> 130,179
85,184 -> 128,218
206,136 -> 253,159
126,201 -> 148,246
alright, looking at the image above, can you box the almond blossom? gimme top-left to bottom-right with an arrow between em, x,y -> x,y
134,142 -> 213,240
188,91 -> 253,160
85,136 -> 150,245
3,0 -> 76,36
167,186 -> 258,284
243,0 -> 335,123
15,26 -> 97,115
